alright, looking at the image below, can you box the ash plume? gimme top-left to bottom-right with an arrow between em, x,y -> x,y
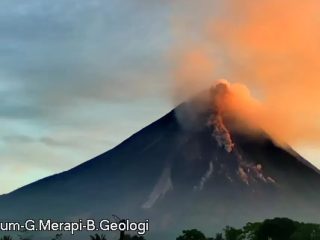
172,0 -> 320,146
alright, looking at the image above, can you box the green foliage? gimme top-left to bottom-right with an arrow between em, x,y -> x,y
176,229 -> 207,240
90,233 -> 107,240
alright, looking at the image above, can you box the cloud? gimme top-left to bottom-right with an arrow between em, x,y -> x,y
0,0 -> 173,193
2,135 -> 34,144
172,0 -> 320,146
0,0 -> 172,120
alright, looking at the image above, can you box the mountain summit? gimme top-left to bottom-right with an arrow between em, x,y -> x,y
1,84 -> 320,239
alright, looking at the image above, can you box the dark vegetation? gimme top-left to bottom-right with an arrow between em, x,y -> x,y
176,218 -> 320,240
1,218 -> 320,240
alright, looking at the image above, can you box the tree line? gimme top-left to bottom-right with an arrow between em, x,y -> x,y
176,218 -> 320,240
1,217 -> 320,240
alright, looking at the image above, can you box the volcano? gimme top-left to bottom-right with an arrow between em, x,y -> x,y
1,84 -> 320,239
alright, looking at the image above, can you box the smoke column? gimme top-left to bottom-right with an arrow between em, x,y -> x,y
172,0 -> 320,146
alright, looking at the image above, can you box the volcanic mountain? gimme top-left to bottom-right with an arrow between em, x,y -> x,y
1,83 -> 320,239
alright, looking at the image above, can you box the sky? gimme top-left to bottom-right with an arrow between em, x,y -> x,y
0,0 -> 319,194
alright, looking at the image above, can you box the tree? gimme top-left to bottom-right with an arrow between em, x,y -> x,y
123,234 -> 146,240
224,226 -> 242,240
290,224 -> 320,240
255,218 -> 298,240
213,233 -> 224,240
241,222 -> 261,240
51,234 -> 63,240
90,234 -> 107,240
176,229 -> 207,240
0,236 -> 13,240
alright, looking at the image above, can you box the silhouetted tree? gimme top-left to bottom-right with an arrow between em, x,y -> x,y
90,234 -> 107,240
255,218 -> 298,240
213,233 -> 224,240
239,222 -> 261,240
176,229 -> 207,240
122,234 -> 146,240
290,224 -> 320,240
175,218 -> 320,240
51,233 -> 62,240
0,236 -> 13,240
224,226 -> 242,240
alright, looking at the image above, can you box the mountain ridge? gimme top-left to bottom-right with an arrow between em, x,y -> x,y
1,86 -> 320,239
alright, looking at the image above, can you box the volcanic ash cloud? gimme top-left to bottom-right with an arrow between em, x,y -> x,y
172,0 -> 320,146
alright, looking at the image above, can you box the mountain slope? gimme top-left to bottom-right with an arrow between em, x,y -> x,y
1,86 -> 320,239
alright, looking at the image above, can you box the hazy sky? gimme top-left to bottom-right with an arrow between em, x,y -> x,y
0,0 -> 175,194
0,0 -> 319,194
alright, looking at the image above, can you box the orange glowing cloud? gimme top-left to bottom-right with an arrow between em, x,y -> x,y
173,0 -> 320,145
